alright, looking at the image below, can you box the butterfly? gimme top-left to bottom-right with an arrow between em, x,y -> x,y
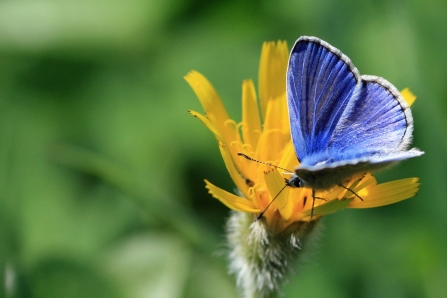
285,36 -> 424,215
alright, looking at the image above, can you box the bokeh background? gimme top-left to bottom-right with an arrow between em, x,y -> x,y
0,0 -> 445,297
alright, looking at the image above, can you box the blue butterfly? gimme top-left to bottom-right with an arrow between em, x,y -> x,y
285,36 -> 424,209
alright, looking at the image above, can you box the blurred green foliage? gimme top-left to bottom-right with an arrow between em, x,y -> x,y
0,0 -> 445,297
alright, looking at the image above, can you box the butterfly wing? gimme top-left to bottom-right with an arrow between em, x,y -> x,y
287,36 -> 360,161
329,75 -> 414,153
287,36 -> 423,189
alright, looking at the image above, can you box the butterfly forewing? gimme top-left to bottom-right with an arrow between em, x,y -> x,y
287,37 -> 358,161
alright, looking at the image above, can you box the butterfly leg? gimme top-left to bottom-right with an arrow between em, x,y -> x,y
337,184 -> 364,201
310,189 -> 327,219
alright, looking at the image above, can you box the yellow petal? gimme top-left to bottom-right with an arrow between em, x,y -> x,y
264,170 -> 293,220
258,41 -> 288,119
257,98 -> 286,162
250,184 -> 269,212
348,178 -> 420,208
352,173 -> 377,190
205,180 -> 260,212
218,141 -> 250,199
303,198 -> 354,217
401,88 -> 416,107
189,110 -> 224,141
279,93 -> 290,138
256,129 -> 283,163
263,93 -> 289,133
347,174 -> 377,201
185,71 -> 237,144
290,187 -> 310,211
185,71 -> 229,122
278,141 -> 299,172
242,79 -> 262,152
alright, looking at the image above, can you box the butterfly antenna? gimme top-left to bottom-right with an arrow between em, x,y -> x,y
255,184 -> 288,222
237,153 -> 293,173
337,184 -> 364,201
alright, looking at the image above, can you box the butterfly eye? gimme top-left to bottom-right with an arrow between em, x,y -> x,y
286,175 -> 303,188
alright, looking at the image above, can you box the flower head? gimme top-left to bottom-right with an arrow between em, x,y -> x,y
186,40 -> 421,298
186,41 -> 420,233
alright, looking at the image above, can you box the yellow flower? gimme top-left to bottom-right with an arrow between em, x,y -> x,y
186,41 -> 420,234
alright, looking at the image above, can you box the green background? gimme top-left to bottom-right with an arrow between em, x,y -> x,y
0,0 -> 445,297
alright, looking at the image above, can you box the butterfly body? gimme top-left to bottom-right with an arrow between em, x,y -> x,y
287,36 -> 424,191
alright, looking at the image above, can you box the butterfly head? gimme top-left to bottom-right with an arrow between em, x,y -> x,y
285,174 -> 304,188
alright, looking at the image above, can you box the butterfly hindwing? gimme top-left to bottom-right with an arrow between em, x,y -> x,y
329,76 -> 413,154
